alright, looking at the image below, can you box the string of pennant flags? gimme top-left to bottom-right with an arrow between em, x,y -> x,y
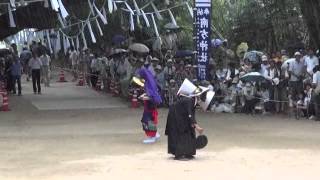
4,0 -> 194,54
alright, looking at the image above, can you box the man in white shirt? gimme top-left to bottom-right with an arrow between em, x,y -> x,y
312,65 -> 320,121
312,65 -> 320,93
69,47 -> 79,81
289,52 -> 305,100
263,60 -> 280,112
260,55 -> 270,75
305,49 -> 319,77
28,52 -> 42,94
40,53 -> 51,87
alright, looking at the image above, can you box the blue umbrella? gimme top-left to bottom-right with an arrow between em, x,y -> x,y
244,51 -> 263,63
112,35 -> 126,44
174,50 -> 194,58
211,39 -> 223,48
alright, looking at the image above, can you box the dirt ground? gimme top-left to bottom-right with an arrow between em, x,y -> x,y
1,77 -> 320,180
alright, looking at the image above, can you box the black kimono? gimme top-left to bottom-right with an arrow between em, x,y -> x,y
165,97 -> 197,158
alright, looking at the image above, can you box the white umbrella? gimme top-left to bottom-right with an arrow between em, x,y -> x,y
281,58 -> 295,69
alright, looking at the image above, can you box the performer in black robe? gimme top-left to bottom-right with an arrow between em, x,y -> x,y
165,96 -> 203,160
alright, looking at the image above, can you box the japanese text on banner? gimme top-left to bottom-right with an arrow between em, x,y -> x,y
194,0 -> 211,80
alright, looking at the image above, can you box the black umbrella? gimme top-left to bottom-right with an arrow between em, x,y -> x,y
240,72 -> 265,82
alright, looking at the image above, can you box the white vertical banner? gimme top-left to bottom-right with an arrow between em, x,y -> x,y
195,0 -> 212,80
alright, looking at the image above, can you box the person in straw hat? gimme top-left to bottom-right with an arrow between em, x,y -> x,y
133,68 -> 162,144
165,79 -> 214,160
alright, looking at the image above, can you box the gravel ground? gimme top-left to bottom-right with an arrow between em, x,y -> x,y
1,75 -> 320,180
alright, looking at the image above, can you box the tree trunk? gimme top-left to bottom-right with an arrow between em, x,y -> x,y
299,0 -> 320,49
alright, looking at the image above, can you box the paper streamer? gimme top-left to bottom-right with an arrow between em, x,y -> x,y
130,13 -> 134,31
186,2 -> 193,18
10,0 -> 15,8
66,36 -> 70,48
76,36 -> 80,50
44,0 -> 49,8
55,31 -> 60,53
71,38 -> 75,48
124,2 -> 134,14
107,0 -> 113,13
46,31 -> 53,53
151,14 -> 159,37
141,9 -> 150,27
151,2 -> 163,20
8,4 -> 16,27
88,0 -> 95,16
63,35 -> 67,54
49,0 -> 59,11
94,4 -> 108,25
102,7 -> 108,24
57,14 -> 65,28
20,0 -> 26,6
95,19 -> 103,36
113,1 -> 117,11
58,0 -> 69,18
168,9 -> 177,26
136,15 -> 140,25
86,21 -> 96,43
81,31 -> 88,49
133,0 -> 140,15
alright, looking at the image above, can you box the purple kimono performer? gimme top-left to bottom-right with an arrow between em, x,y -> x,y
138,68 -> 162,144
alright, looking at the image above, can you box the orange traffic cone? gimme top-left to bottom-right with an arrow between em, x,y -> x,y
1,92 -> 10,111
96,76 -> 102,91
0,81 -> 4,92
57,70 -> 67,82
131,89 -> 139,108
110,80 -> 115,95
113,82 -> 120,97
77,73 -> 84,86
